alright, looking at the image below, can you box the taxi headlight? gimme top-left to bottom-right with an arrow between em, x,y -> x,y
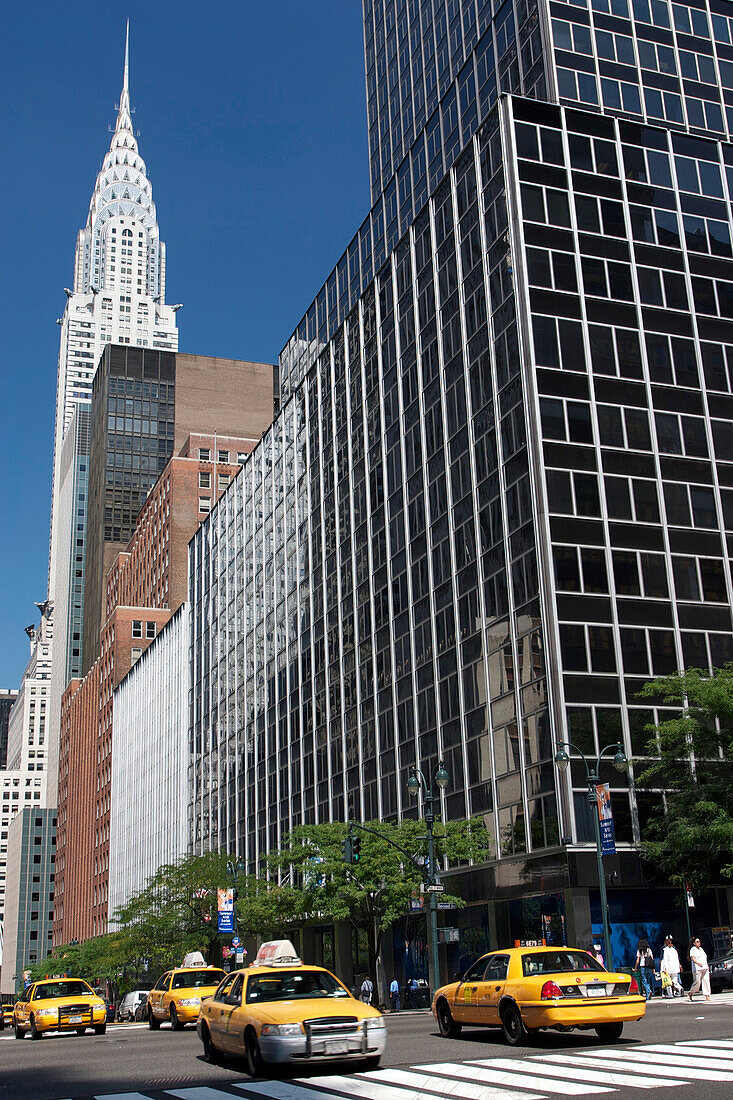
363,1017 -> 386,1030
260,1023 -> 303,1036
178,998 -> 201,1006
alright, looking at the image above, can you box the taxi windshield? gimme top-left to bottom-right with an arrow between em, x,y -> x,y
34,980 -> 94,999
171,969 -> 224,990
246,970 -> 349,1003
522,951 -> 606,976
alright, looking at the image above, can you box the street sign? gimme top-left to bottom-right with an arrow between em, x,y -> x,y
437,901 -> 457,910
235,949 -> 245,964
232,936 -> 241,947
427,883 -> 445,892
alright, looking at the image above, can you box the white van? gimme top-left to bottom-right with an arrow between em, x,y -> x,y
118,989 -> 149,1021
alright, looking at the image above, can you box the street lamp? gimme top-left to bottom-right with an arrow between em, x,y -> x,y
407,759 -> 449,997
554,741 -> 628,970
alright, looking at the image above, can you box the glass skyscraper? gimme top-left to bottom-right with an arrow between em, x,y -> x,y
190,0 -> 733,952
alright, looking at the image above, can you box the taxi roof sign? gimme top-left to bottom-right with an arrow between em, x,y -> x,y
254,939 -> 302,967
182,951 -> 207,968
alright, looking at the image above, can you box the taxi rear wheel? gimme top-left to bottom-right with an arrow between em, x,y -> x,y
147,1006 -> 160,1030
595,1022 -> 623,1042
436,998 -> 462,1038
501,1003 -> 527,1046
29,1015 -> 43,1040
244,1027 -> 265,1076
94,1024 -> 107,1035
170,1005 -> 183,1031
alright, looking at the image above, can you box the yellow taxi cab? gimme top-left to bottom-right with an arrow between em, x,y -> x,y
1,1002 -> 15,1030
146,958 -> 227,1030
197,940 -> 386,1076
13,977 -> 108,1039
433,945 -> 645,1045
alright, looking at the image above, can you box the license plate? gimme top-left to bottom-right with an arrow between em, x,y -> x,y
586,986 -> 606,997
68,1015 -> 83,1023
324,1040 -> 350,1055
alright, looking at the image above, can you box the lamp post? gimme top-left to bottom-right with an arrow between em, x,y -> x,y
554,742 -> 628,971
407,760 -> 449,997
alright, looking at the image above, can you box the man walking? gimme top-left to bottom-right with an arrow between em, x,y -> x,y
390,977 -> 401,1012
661,935 -> 683,997
688,937 -> 711,1002
360,975 -> 374,1004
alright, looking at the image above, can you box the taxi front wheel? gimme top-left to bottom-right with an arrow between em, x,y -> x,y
14,1022 -> 25,1039
29,1015 -> 43,1040
170,1005 -> 183,1031
147,1007 -> 160,1030
244,1027 -> 265,1076
436,999 -> 462,1039
595,1022 -> 623,1042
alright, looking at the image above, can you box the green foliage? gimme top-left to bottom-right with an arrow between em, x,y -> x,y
269,818 -> 491,983
25,933 -> 130,987
635,664 -> 733,890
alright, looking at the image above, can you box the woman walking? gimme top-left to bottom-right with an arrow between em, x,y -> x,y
688,937 -> 711,1001
661,935 -> 683,997
635,938 -> 655,999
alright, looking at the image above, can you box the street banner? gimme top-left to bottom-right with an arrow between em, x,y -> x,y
217,887 -> 235,933
685,881 -> 695,908
595,783 -> 616,855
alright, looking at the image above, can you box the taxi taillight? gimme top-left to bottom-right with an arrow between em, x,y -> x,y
541,980 -> 563,999
629,976 -> 639,994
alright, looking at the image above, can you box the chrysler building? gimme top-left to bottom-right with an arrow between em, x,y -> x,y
46,25 -> 178,797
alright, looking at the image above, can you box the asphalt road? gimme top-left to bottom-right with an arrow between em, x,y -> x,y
1,996 -> 732,1100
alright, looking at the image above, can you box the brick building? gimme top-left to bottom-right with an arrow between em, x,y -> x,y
54,433 -> 266,944
82,345 -> 276,673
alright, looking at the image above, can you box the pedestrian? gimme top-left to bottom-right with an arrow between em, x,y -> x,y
661,935 -> 683,998
688,937 -> 711,1002
389,976 -> 400,1012
635,938 -> 655,999
406,976 -> 418,1008
360,975 -> 374,1004
588,943 -> 604,967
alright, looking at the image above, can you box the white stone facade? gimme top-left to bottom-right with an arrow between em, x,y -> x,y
6,607 -> 52,775
108,605 -> 189,918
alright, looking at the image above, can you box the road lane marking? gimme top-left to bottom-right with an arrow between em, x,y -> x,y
95,1094 -> 157,1100
434,1062 -> 612,1093
525,1055 -> 686,1088
360,1067 -> 546,1099
298,1074 -> 449,1100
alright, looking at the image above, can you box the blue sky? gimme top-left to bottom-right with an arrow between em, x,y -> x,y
0,1 -> 368,685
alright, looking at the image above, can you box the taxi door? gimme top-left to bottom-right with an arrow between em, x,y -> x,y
206,974 -> 236,1048
476,953 -> 510,1025
452,956 -> 490,1024
148,973 -> 170,1020
221,974 -> 245,1053
15,986 -> 34,1027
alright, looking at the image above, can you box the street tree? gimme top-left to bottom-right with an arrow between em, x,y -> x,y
635,664 -> 733,894
269,818 -> 491,1000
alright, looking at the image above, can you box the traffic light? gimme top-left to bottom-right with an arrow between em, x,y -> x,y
352,835 -> 362,863
342,834 -> 353,864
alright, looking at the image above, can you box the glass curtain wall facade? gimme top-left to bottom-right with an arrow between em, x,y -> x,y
190,0 -> 733,933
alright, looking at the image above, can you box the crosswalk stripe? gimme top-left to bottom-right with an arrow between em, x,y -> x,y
621,1045 -> 733,1070
525,1054 -> 687,1089
96,1094 -> 156,1100
232,1082 -> 347,1100
167,1089 -> 260,1100
561,1052 -> 733,1082
433,1061 -> 611,1094
360,1067 -> 546,1099
681,1039 -> 733,1048
296,1073 -> 445,1100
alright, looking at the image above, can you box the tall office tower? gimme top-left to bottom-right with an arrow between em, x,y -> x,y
6,606 -> 53,775
192,0 -> 733,958
46,28 -> 178,782
0,691 -> 19,769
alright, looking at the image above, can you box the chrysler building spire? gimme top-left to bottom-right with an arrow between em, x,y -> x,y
45,25 -> 179,801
